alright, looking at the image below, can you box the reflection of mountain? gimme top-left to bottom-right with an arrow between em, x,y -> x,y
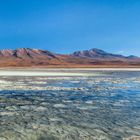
0,48 -> 139,67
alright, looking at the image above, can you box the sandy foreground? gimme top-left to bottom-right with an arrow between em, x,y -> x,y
0,68 -> 139,76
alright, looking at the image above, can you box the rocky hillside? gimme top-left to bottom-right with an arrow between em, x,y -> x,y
71,48 -> 138,60
0,48 -> 139,67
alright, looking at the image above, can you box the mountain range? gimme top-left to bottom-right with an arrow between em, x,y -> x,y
0,48 -> 139,67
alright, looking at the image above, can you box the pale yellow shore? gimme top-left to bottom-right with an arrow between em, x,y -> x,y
0,68 -> 139,76
1,68 -> 140,71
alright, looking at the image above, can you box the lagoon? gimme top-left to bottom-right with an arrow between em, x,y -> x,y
0,69 -> 140,140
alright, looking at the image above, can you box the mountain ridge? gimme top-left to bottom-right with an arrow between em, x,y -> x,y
0,48 -> 139,67
71,48 -> 138,59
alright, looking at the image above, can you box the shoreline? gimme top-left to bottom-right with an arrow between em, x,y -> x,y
0,68 -> 139,76
0,67 -> 140,71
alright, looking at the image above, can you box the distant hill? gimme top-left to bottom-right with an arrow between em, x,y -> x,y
71,48 -> 138,60
0,48 -> 56,59
0,48 -> 139,67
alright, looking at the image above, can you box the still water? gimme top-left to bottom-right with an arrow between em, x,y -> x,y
0,71 -> 140,140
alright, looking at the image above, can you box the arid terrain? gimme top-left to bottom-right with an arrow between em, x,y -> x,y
0,48 -> 139,67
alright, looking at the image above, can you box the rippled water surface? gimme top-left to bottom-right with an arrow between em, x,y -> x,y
0,71 -> 140,140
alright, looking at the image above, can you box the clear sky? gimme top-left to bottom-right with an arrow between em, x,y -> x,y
0,0 -> 140,56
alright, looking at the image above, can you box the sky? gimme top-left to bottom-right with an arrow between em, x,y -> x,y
0,0 -> 140,56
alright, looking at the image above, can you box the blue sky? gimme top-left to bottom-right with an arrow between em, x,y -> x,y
0,0 -> 140,56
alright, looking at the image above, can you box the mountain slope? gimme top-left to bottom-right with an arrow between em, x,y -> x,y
71,48 -> 133,60
0,48 -> 57,59
0,48 -> 62,66
0,48 -> 139,67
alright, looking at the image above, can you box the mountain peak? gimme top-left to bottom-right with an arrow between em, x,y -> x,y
0,47 -> 139,67
0,48 -> 57,59
71,48 -> 126,59
90,48 -> 106,52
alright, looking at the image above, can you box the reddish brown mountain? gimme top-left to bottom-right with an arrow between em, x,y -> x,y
0,48 -> 56,59
0,48 -> 139,67
71,48 -> 139,60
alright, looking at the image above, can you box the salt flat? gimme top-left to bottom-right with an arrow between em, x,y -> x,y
0,68 -> 140,76
0,70 -> 88,76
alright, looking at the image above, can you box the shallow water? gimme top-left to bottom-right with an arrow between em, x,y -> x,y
0,71 -> 140,140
